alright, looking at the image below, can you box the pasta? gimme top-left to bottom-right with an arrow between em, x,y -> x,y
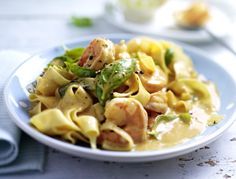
73,115 -> 99,149
29,37 -> 222,151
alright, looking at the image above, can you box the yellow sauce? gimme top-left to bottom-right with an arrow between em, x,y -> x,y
135,112 -> 206,151
135,83 -> 219,151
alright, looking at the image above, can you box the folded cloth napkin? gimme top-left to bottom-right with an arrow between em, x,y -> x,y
0,50 -> 45,174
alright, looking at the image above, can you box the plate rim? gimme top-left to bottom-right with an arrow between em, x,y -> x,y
4,33 -> 236,162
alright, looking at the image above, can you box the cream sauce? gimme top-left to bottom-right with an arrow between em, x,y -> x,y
135,82 -> 220,151
135,112 -> 206,151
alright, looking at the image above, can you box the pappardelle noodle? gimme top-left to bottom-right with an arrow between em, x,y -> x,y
29,37 -> 222,151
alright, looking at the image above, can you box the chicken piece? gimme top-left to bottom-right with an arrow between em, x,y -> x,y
79,38 -> 115,70
102,98 -> 148,143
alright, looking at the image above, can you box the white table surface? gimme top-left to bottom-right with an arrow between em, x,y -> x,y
1,0 -> 236,178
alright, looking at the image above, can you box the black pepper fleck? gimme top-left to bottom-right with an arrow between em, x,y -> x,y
89,55 -> 94,60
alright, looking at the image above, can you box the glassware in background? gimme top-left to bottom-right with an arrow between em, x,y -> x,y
118,0 -> 166,23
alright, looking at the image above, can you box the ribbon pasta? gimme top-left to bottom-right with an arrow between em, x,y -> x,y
30,108 -> 80,135
73,115 -> 100,149
36,66 -> 73,96
100,121 -> 135,151
57,83 -> 92,112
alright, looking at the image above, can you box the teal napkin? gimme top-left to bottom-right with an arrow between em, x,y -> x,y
0,51 -> 45,174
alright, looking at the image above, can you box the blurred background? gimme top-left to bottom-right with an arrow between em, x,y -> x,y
0,0 -> 235,53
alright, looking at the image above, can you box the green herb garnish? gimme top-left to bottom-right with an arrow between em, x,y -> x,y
165,48 -> 174,66
152,114 -> 177,129
71,16 -> 93,27
65,47 -> 85,60
50,47 -> 85,67
65,62 -> 96,78
149,113 -> 192,139
48,47 -> 91,77
179,113 -> 192,124
96,58 -> 136,105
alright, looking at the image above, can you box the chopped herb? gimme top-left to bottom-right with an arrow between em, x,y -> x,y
149,114 -> 178,138
179,113 -> 191,124
50,47 -> 85,68
71,16 -> 93,27
165,48 -> 174,66
153,114 -> 177,127
65,47 -> 85,60
66,62 -> 96,78
149,113 -> 192,138
96,58 -> 136,105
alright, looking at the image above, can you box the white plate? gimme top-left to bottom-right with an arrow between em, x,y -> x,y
104,1 -> 232,43
4,34 -> 236,162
